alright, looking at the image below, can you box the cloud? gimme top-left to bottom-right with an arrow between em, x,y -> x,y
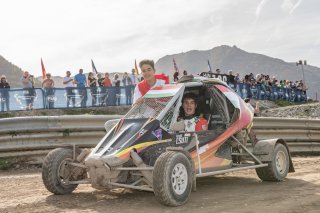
281,0 -> 303,14
0,0 -> 319,77
256,0 -> 269,17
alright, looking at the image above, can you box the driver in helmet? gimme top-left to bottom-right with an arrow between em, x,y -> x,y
173,93 -> 208,132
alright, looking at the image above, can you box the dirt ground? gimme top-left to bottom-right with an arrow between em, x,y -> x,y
0,156 -> 319,213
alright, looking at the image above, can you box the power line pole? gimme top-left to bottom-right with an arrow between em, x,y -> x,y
296,60 -> 307,101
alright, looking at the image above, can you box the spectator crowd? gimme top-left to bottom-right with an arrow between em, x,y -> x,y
0,65 -> 307,112
227,71 -> 307,93
0,68 -> 144,111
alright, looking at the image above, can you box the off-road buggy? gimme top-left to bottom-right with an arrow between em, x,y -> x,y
42,75 -> 294,206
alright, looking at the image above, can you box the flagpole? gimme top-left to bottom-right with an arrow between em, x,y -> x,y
135,59 -> 139,75
41,58 -> 47,80
91,59 -> 98,77
173,58 -> 179,74
207,59 -> 212,73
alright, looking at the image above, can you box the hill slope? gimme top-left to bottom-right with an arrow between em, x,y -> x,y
155,45 -> 319,99
0,55 -> 41,87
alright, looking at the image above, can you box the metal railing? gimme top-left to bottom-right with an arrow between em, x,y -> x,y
0,116 -> 319,158
0,86 -> 135,111
0,82 -> 307,112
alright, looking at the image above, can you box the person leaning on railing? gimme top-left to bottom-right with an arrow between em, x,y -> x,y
0,75 -> 10,111
113,73 -> 121,106
101,72 -> 112,106
74,69 -> 87,108
122,72 -> 133,105
42,73 -> 55,109
87,72 -> 97,106
21,71 -> 35,110
63,71 -> 75,108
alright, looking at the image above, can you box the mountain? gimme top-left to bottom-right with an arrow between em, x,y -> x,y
0,55 -> 41,87
2,45 -> 319,99
155,45 -> 319,99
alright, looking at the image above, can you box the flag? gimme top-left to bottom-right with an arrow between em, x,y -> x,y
91,59 -> 98,74
207,60 -> 212,72
41,58 -> 47,80
135,59 -> 139,75
173,58 -> 179,73
155,74 -> 169,84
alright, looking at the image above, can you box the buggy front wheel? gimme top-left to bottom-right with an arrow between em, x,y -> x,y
42,148 -> 82,194
153,151 -> 193,206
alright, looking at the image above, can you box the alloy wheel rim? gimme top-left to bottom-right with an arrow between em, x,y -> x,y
275,150 -> 287,174
171,163 -> 188,195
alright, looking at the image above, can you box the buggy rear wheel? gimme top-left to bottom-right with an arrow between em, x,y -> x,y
256,143 -> 290,181
42,148 -> 81,194
153,151 -> 192,206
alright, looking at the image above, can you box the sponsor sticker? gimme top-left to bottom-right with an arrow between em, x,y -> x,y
202,125 -> 208,130
198,144 -> 209,155
152,129 -> 163,140
137,129 -> 148,139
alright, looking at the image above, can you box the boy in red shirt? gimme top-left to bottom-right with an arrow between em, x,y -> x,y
133,59 -> 169,104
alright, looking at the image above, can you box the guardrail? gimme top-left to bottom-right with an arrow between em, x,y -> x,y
0,116 -> 319,158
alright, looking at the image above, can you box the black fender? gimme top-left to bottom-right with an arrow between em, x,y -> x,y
253,138 -> 294,172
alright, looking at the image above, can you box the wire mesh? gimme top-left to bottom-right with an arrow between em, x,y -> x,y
125,96 -> 172,119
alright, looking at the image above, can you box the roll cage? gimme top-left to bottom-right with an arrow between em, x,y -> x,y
158,82 -> 238,132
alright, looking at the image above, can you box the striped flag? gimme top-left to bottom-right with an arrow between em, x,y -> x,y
91,59 -> 98,74
173,58 -> 179,73
145,84 -> 183,98
41,58 -> 47,80
135,59 -> 139,75
207,60 -> 212,72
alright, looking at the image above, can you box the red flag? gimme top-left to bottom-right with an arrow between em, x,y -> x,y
155,74 -> 169,84
135,59 -> 139,75
173,58 -> 179,74
41,58 -> 47,80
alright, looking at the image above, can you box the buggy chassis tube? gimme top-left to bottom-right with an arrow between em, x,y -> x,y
196,163 -> 268,178
231,135 -> 263,164
130,150 -> 153,185
108,182 -> 154,192
114,167 -> 154,171
195,135 -> 268,178
195,134 -> 202,174
67,179 -> 91,184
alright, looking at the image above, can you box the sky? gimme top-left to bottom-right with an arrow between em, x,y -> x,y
0,0 -> 319,77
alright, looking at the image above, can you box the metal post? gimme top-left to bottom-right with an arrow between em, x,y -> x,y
301,64 -> 306,95
297,60 -> 307,102
194,134 -> 202,174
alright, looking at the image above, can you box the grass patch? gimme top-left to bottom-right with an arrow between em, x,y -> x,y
274,100 -> 294,107
62,129 -> 72,137
0,159 -> 12,170
0,113 -> 14,119
8,131 -> 18,137
294,112 -> 306,117
64,109 -> 104,115
40,111 -> 48,116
